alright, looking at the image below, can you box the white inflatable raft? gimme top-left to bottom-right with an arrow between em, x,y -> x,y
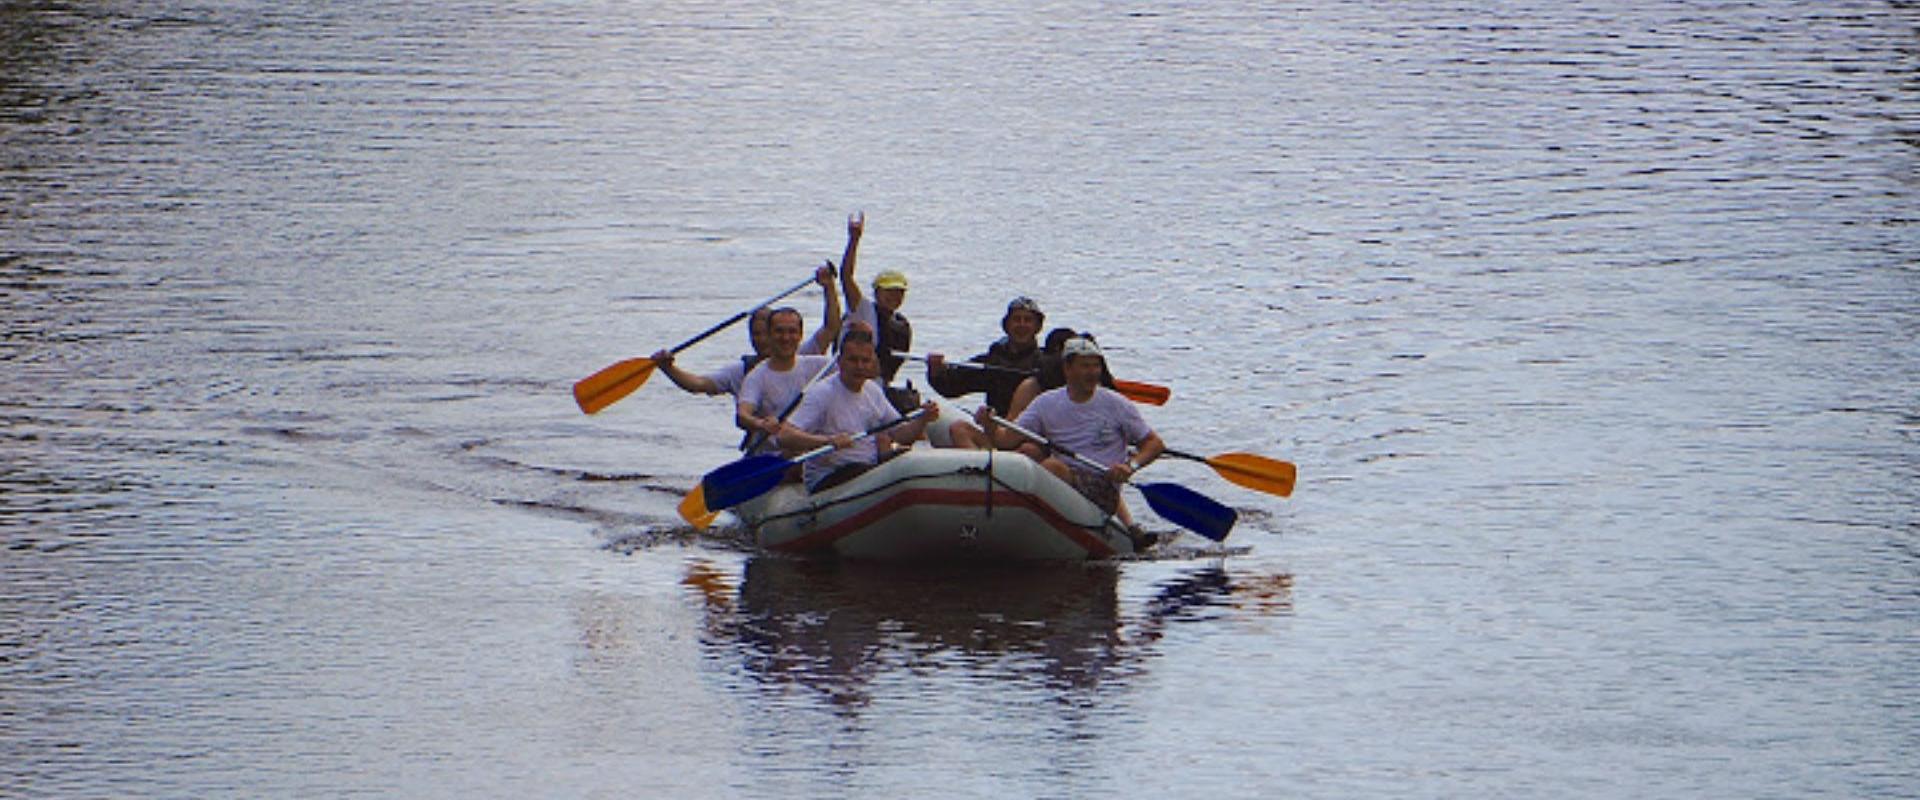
732,449 -> 1139,560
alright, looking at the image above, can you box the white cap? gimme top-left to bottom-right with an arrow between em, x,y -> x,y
1061,336 -> 1103,361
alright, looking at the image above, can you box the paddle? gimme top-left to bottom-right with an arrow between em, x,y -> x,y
1112,378 -> 1171,406
1159,448 -> 1297,498
700,407 -> 932,511
987,415 -> 1238,542
678,483 -> 721,530
899,352 -> 1172,406
572,274 -> 818,414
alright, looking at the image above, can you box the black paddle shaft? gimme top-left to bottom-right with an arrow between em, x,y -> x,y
669,272 -> 820,356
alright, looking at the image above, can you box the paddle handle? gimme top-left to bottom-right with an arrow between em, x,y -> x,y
668,273 -> 819,356
900,352 -> 1033,377
909,353 -> 1170,406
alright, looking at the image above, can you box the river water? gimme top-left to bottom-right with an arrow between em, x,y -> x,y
3,1 -> 1916,797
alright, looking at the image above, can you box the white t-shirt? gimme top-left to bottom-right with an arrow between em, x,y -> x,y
839,297 -> 879,347
737,355 -> 836,454
700,336 -> 826,398
788,376 -> 898,490
703,357 -> 755,398
1013,387 -> 1153,474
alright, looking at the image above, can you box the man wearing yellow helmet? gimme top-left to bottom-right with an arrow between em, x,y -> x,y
836,212 -> 912,387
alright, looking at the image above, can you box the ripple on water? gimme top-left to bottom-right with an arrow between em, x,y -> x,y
2,0 -> 1917,797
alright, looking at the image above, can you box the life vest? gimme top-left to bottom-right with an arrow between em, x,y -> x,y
876,308 -> 911,383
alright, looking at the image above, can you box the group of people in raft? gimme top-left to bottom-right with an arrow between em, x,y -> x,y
650,214 -> 1166,548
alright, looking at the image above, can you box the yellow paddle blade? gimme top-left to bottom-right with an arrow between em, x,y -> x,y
573,357 -> 656,414
1114,379 -> 1170,406
677,483 -> 720,530
1206,453 -> 1297,498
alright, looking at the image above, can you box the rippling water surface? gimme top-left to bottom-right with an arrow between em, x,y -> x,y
4,1 -> 1916,797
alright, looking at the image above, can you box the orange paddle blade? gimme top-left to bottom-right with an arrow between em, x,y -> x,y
1205,453 -> 1297,498
1114,379 -> 1171,406
677,483 -> 720,530
573,357 -> 656,414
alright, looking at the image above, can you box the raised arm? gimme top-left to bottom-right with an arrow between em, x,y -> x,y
839,212 -> 865,315
809,260 -> 842,354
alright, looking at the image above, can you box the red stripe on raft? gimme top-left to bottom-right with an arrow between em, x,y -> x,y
770,487 -> 1116,557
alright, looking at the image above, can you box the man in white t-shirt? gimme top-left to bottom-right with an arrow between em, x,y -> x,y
976,336 -> 1165,543
650,262 -> 841,399
780,329 -> 939,492
736,307 -> 837,455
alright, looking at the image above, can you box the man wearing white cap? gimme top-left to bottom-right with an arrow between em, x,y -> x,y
974,336 -> 1165,546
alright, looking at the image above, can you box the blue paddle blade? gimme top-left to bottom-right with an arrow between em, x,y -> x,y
1136,482 -> 1238,542
701,454 -> 796,510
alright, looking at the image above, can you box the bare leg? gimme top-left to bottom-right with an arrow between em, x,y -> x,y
1042,457 -> 1144,542
1006,377 -> 1042,421
942,420 -> 985,450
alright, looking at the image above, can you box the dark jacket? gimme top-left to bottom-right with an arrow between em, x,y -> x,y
928,337 -> 1042,416
877,309 -> 911,383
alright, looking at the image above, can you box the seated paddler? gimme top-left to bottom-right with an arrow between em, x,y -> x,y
779,328 -> 939,494
922,295 -> 1046,449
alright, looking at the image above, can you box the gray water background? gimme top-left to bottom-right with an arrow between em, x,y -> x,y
3,1 -> 1916,797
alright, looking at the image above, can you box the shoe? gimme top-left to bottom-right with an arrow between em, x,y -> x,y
1125,523 -> 1158,552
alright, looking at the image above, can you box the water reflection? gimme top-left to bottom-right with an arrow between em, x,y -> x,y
1133,565 -> 1297,641
681,557 -> 1294,712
